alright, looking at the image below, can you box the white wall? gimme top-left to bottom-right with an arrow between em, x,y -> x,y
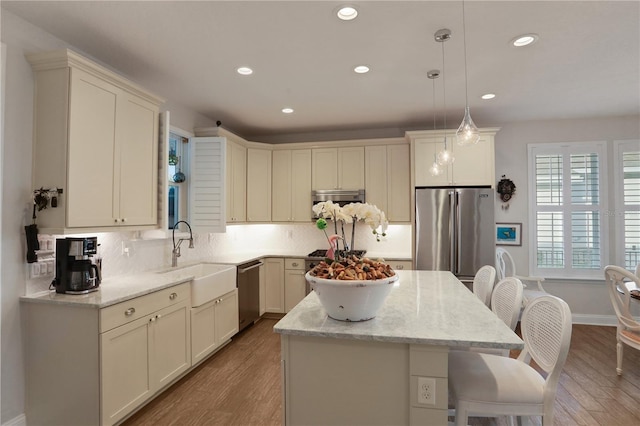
494,116 -> 640,323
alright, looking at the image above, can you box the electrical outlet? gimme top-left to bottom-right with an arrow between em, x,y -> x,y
417,377 -> 436,405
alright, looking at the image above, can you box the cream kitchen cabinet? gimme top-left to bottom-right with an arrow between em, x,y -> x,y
28,49 -> 162,234
264,257 -> 285,313
272,149 -> 312,222
365,144 -> 410,222
284,258 -> 307,312
23,282 -> 190,426
408,130 -> 497,187
227,140 -> 247,222
191,289 -> 239,366
247,148 -> 272,222
312,147 -> 365,190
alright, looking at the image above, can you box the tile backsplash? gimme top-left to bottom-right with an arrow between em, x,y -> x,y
26,223 -> 412,295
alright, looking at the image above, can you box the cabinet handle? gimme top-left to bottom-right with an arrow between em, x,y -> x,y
169,292 -> 178,300
149,316 -> 155,322
396,265 -> 404,270
114,219 -> 119,223
292,262 -> 299,267
125,307 -> 135,316
121,218 -> 126,223
156,314 -> 162,320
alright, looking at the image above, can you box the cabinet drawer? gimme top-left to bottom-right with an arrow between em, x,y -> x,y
100,283 -> 190,332
285,258 -> 305,270
391,261 -> 413,271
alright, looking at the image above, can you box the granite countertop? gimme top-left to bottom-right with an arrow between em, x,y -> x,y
274,270 -> 524,350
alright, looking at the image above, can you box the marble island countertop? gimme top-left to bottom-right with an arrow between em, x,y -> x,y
274,270 -> 524,350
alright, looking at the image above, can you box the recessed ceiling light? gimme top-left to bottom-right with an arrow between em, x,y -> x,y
236,66 -> 253,75
354,65 -> 369,74
481,93 -> 496,100
282,108 -> 294,114
337,6 -> 358,21
511,34 -> 539,47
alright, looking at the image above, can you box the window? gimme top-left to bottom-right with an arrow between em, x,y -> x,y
528,142 -> 608,279
168,132 -> 189,229
614,140 -> 640,271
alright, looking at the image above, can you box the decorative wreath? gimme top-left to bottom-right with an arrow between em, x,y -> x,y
497,175 -> 516,203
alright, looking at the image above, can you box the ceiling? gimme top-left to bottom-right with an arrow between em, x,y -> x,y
3,1 -> 639,142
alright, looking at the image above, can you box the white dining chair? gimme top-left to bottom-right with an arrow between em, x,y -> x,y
467,277 -> 524,357
604,265 -> 640,375
472,265 -> 497,307
449,294 -> 572,426
496,247 -> 548,306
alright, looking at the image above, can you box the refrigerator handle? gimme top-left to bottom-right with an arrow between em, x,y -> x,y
449,190 -> 457,274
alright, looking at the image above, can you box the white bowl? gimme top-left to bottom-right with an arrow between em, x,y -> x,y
305,271 -> 398,321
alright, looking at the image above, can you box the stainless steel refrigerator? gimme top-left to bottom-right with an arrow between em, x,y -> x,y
415,187 -> 495,284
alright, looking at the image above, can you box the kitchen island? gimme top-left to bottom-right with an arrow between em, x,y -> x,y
274,270 -> 524,425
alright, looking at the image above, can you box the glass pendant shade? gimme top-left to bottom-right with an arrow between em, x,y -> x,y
429,161 -> 442,176
456,106 -> 480,146
437,137 -> 455,166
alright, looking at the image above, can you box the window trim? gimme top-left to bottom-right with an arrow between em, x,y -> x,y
528,141 -> 609,280
613,139 -> 640,270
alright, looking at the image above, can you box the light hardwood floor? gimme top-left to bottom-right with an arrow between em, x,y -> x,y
123,319 -> 640,426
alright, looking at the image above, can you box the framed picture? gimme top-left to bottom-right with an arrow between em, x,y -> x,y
496,223 -> 522,246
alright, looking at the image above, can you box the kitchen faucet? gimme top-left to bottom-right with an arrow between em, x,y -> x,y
172,220 -> 194,267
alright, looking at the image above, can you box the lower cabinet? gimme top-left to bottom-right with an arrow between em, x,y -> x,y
191,289 -> 239,365
284,258 -> 306,312
101,298 -> 191,425
265,257 -> 285,313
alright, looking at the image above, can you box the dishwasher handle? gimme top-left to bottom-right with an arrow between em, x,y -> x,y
238,260 -> 264,273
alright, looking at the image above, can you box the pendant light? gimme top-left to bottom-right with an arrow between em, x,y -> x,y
456,0 -> 480,146
428,69 -> 442,176
435,29 -> 454,166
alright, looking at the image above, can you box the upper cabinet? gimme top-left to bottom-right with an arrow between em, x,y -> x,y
247,148 -> 272,222
365,144 -> 410,222
28,49 -> 164,234
408,129 -> 498,187
312,147 -> 365,190
226,140 -> 247,223
272,149 -> 312,222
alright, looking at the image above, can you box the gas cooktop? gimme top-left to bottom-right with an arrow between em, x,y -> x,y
307,249 -> 366,258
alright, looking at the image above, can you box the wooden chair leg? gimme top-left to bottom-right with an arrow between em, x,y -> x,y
616,341 -> 623,375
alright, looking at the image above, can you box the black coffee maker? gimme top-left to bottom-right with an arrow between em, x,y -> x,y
53,237 -> 101,294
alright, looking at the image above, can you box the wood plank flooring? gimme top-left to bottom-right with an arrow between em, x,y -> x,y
123,320 -> 640,426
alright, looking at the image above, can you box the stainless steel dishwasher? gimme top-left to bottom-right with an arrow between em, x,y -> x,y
237,260 -> 263,332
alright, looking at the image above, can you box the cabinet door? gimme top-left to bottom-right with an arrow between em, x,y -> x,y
272,150 -> 292,221
285,269 -> 307,312
387,144 -> 410,222
413,139 -> 452,186
226,141 -> 247,222
67,68 -> 118,227
365,146 -> 388,213
451,136 -> 495,186
338,147 -> 365,190
312,148 -> 338,190
291,149 -> 312,221
215,289 -> 239,345
265,258 -> 285,313
190,300 -> 217,365
247,149 -> 272,222
101,316 -> 151,426
117,93 -> 159,225
152,300 -> 191,390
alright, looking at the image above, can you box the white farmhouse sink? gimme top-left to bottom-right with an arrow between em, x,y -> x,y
161,263 -> 237,307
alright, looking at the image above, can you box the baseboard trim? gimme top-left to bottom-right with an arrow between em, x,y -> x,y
3,414 -> 26,426
572,313 -> 617,326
